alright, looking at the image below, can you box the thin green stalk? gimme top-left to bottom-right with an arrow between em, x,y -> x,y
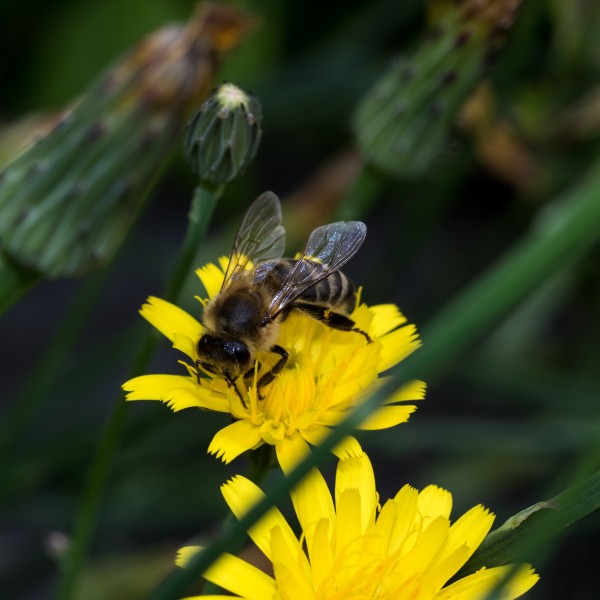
56,185 -> 220,600
150,159 -> 600,599
166,184 -> 224,303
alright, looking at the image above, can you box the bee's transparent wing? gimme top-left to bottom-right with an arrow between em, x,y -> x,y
268,221 -> 367,316
221,191 -> 286,290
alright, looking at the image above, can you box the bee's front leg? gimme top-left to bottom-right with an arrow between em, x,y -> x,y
256,345 -> 289,398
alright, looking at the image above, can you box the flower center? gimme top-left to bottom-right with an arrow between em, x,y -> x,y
260,351 -> 316,426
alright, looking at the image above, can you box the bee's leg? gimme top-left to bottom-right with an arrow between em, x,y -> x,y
197,361 -> 248,408
243,362 -> 261,380
293,302 -> 373,343
196,360 -> 217,383
256,345 -> 289,397
225,373 -> 248,408
196,360 -> 218,383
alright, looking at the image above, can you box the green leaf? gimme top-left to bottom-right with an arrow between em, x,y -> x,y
454,468 -> 600,580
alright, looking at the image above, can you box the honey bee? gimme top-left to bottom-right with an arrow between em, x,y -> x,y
196,191 -> 372,402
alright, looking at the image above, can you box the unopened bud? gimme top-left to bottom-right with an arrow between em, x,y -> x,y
354,0 -> 523,178
0,4 -> 252,279
184,83 -> 262,185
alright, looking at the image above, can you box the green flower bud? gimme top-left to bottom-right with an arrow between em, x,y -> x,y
184,83 -> 263,185
0,4 -> 253,280
354,0 -> 523,178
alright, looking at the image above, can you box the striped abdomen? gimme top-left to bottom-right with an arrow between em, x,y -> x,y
264,258 -> 356,315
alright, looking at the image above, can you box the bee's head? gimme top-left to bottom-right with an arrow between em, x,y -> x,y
197,333 -> 252,380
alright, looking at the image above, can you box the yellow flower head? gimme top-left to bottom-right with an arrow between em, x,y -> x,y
177,453 -> 539,600
123,258 -> 425,465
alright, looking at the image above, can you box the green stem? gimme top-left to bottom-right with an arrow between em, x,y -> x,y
56,184 -> 220,600
149,159 -> 600,599
165,184 -> 224,304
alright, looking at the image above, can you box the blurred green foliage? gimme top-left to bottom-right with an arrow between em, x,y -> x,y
1,0 -> 600,598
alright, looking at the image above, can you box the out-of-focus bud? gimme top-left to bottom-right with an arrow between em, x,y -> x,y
184,83 -> 262,185
0,3 -> 253,280
354,0 -> 523,178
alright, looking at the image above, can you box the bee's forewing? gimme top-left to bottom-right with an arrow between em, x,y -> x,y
221,191 -> 286,289
268,221 -> 366,316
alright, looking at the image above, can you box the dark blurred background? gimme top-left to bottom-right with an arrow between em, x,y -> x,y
1,0 -> 599,598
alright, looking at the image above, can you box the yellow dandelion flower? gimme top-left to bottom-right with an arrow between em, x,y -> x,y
123,258 -> 425,465
177,453 -> 539,600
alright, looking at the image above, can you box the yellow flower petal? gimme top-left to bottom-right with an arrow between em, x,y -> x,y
367,498 -> 398,556
389,484 -> 419,554
123,374 -> 228,412
172,332 -> 198,360
399,515 -> 449,574
424,545 -> 472,594
308,518 -> 334,591
437,565 -> 539,600
378,323 -> 421,372
331,435 -> 363,460
288,468 -> 335,558
335,454 -> 376,534
384,379 -> 427,404
181,547 -> 275,600
123,374 -> 187,401
196,262 -> 226,298
418,485 -> 453,521
208,420 -> 262,463
369,303 -> 408,337
270,526 -> 314,600
440,505 -> 495,568
140,296 -> 203,347
359,405 -> 417,430
275,432 -> 311,474
334,488 -> 363,573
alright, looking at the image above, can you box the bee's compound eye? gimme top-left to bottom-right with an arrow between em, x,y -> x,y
225,341 -> 250,366
197,334 -> 211,355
